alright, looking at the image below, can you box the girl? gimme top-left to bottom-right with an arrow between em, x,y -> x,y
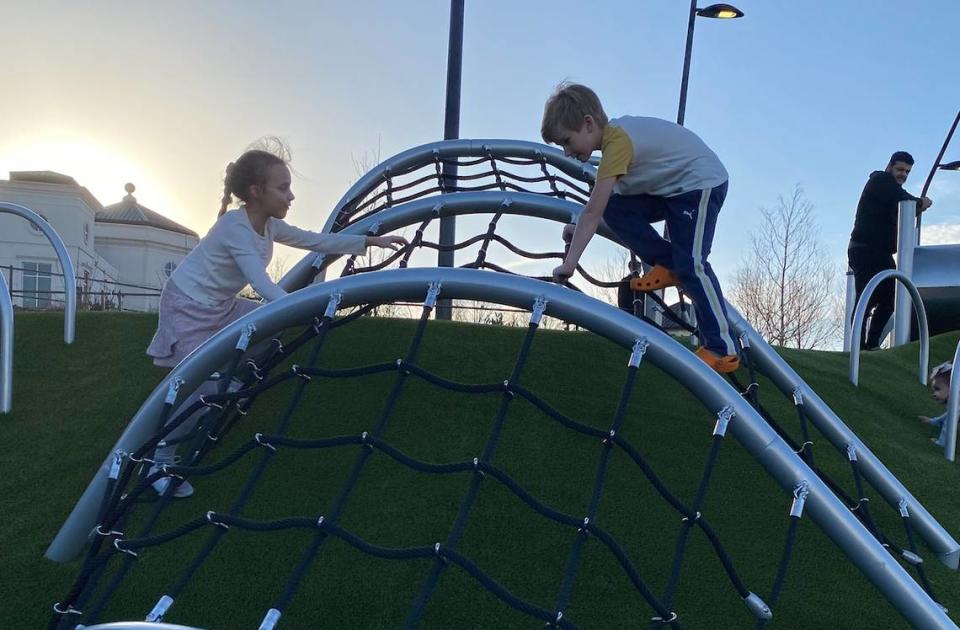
146,146 -> 407,496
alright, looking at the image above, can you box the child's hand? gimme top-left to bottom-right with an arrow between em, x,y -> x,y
368,235 -> 409,251
918,415 -> 933,425
552,263 -> 575,282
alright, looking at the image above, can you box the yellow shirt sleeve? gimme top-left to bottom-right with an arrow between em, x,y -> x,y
596,125 -> 633,181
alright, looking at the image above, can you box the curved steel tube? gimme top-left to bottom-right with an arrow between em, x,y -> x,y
946,340 -> 960,462
48,268 -> 954,628
279,190 -> 617,293
728,305 -> 958,570
0,269 -> 12,413
0,202 -> 77,344
850,270 -> 929,387
324,139 -> 596,233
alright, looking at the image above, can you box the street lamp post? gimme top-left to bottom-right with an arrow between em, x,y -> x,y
677,2 -> 744,126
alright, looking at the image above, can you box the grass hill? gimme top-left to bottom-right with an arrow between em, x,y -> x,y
2,311 -> 958,629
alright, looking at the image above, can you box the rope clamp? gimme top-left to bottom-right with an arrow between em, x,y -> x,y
901,550 -> 923,565
790,480 -> 809,518
272,337 -> 285,354
109,450 -> 125,480
292,364 -> 312,381
236,323 -> 257,352
578,517 -> 590,533
53,602 -> 82,616
361,431 -> 374,451
113,538 -> 138,557
651,612 -> 678,624
628,338 -> 649,368
95,524 -> 124,537
500,197 -> 513,209
164,377 -> 184,405
846,444 -> 858,462
502,380 -> 516,398
898,498 -> 910,519
146,595 -> 174,623
434,542 -> 447,564
206,511 -> 229,530
603,429 -> 616,445
255,433 -> 277,452
713,406 -> 735,437
555,610 -> 564,623
793,440 -> 813,455
681,511 -> 702,524
431,201 -> 444,217
792,387 -> 804,406
246,359 -> 264,381
199,395 -> 224,410
368,220 -> 382,236
317,515 -> 325,527
738,333 -> 752,349
530,296 -> 548,326
425,281 -> 442,308
324,291 -> 343,319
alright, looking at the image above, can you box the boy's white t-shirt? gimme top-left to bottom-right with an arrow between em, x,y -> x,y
170,208 -> 366,306
596,116 -> 728,197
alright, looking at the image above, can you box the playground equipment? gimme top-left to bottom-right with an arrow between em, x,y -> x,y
49,140 -> 957,629
0,202 -> 76,413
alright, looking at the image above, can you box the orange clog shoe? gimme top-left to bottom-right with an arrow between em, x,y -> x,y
629,265 -> 680,293
695,347 -> 740,373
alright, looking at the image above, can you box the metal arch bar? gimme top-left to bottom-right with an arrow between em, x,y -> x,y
945,340 -> 960,462
323,139 -> 598,234
47,268 -> 954,629
0,269 -> 12,413
279,190 -> 616,293
849,270 -> 929,387
727,304 -> 958,570
0,202 -> 77,344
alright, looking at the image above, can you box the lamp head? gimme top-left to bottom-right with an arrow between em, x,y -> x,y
697,4 -> 745,18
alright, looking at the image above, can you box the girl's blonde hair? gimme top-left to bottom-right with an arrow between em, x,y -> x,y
218,138 -> 292,217
541,82 -> 608,145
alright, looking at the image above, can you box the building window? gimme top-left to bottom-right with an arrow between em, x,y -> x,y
22,262 -> 53,308
163,262 -> 177,278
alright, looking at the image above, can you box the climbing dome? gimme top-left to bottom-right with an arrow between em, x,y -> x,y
48,141 -> 957,629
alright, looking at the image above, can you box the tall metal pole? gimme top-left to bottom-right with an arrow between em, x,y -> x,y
677,0 -> 698,126
917,109 -> 960,235
437,0 -> 465,321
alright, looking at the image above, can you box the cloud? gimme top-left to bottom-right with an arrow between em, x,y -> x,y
920,223 -> 960,246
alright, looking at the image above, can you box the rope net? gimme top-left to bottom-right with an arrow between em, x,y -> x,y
321,146 -> 950,611
52,285 -> 804,629
50,143 -> 949,628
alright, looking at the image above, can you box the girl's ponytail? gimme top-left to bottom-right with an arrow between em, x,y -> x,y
218,162 -> 236,218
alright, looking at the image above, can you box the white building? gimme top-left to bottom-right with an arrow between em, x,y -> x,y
0,172 -> 198,312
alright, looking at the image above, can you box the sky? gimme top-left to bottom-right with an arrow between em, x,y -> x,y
2,0 -> 959,289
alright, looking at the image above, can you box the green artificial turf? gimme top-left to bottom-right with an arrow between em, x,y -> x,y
1,311 -> 957,629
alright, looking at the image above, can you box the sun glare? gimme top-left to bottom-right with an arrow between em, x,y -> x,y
0,137 -> 180,218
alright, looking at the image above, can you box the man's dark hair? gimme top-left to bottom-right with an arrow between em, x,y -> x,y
888,151 -> 914,166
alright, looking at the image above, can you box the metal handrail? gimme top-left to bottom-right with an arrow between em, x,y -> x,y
849,269 -> 929,387
0,270 -> 12,413
0,202 -> 77,343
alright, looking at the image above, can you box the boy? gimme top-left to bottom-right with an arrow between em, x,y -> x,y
919,361 -> 953,449
542,82 -> 738,372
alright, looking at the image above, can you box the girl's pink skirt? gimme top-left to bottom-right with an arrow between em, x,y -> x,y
147,280 -> 260,368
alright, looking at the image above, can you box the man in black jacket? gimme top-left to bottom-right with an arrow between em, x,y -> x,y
848,151 -> 933,350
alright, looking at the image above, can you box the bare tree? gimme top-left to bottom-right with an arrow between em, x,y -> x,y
729,185 -> 841,349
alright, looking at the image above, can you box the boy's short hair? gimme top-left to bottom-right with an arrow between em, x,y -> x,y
888,151 -> 915,166
541,82 -> 609,144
